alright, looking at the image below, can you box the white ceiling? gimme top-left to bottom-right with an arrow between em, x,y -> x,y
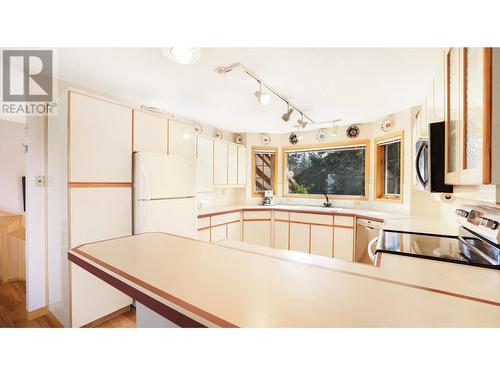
55,48 -> 444,134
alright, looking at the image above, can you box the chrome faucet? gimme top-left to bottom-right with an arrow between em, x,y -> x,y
323,193 -> 333,208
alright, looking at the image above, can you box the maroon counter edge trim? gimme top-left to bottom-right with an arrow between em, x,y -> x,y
68,252 -> 206,328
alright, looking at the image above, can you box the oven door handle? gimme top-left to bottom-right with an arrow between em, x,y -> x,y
458,235 -> 496,265
415,142 -> 429,187
368,237 -> 378,264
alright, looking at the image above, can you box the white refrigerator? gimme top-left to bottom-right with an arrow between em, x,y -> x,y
133,152 -> 197,238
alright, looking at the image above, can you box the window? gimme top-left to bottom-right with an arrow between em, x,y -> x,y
252,146 -> 277,196
375,131 -> 404,202
283,140 -> 369,199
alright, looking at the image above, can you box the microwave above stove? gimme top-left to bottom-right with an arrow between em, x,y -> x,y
415,121 -> 453,193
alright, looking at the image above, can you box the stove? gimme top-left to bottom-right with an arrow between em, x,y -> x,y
375,205 -> 500,269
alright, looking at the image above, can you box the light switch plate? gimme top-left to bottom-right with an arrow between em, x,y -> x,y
35,176 -> 46,187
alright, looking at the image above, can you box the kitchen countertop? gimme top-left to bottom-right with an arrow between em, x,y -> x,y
197,204 -> 407,222
69,232 -> 500,327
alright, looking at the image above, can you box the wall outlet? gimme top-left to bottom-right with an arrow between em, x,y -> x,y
35,176 -> 46,187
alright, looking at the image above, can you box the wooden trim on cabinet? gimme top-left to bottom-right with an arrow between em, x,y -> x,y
197,209 -> 242,219
68,182 -> 132,188
483,47 -> 492,184
242,219 -> 272,222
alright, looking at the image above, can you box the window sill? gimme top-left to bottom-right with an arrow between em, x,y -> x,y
375,195 -> 403,203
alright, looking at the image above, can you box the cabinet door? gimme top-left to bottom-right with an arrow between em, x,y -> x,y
227,143 -> 238,185
227,221 -> 241,242
70,92 -> 132,182
169,120 -> 196,158
289,223 -> 309,253
243,221 -> 271,247
70,187 -> 132,248
197,228 -> 210,243
333,227 -> 354,262
274,220 -> 289,250
210,225 -> 226,243
237,146 -> 247,185
133,110 -> 167,153
434,55 -> 446,122
196,137 -> 213,192
213,141 -> 228,185
310,225 -> 333,258
445,48 -> 462,185
460,47 -> 490,184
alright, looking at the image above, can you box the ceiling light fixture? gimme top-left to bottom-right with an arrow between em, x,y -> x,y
163,47 -> 201,64
329,119 -> 342,136
255,82 -> 270,106
282,103 -> 294,122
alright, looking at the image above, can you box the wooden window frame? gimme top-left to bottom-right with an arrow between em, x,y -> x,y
281,139 -> 370,201
251,146 -> 278,197
374,131 -> 404,203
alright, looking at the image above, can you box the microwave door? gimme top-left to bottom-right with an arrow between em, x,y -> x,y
415,141 -> 429,190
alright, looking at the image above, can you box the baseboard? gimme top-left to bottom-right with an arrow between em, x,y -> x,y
26,306 -> 48,321
46,310 -> 64,328
82,305 -> 131,328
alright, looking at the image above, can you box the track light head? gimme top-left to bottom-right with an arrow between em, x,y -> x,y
297,113 -> 308,128
282,104 -> 294,122
255,83 -> 270,106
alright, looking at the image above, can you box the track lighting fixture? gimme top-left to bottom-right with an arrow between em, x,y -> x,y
329,119 -> 342,136
255,82 -> 270,106
297,113 -> 308,128
282,104 -> 294,122
215,62 -> 339,126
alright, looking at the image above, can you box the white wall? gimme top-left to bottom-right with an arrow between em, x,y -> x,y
25,115 -> 47,312
0,119 -> 25,213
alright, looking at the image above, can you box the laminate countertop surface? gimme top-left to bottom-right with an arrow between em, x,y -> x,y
70,232 -> 500,327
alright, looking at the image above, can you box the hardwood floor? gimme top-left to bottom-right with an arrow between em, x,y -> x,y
0,281 -> 136,328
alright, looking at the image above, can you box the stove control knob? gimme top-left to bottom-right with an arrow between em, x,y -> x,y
481,218 -> 499,230
455,209 -> 469,218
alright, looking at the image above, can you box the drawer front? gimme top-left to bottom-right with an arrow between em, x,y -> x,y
243,210 -> 271,220
211,211 -> 241,226
334,215 -> 355,227
290,212 -> 333,225
197,217 -> 211,229
274,210 -> 290,221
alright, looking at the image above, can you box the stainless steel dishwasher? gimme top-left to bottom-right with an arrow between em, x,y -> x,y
355,218 -> 383,264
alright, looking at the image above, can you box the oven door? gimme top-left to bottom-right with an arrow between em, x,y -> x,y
415,139 -> 429,190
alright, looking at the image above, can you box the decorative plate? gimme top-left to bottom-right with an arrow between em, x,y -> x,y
315,130 -> 327,142
289,133 -> 299,145
346,125 -> 360,138
235,134 -> 243,144
194,123 -> 203,135
261,134 -> 271,145
380,119 -> 392,132
214,129 -> 223,140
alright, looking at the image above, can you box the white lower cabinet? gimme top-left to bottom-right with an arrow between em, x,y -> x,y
289,223 -> 309,253
226,221 -> 241,241
243,221 -> 271,247
197,228 -> 210,243
333,226 -> 354,262
274,220 -> 289,250
310,225 -> 333,257
210,225 -> 226,243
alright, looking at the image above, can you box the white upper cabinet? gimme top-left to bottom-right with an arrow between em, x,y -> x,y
213,140 -> 228,185
70,92 -> 132,182
169,120 -> 196,158
133,110 -> 168,154
196,137 -> 214,192
237,146 -> 247,185
227,143 -> 238,185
